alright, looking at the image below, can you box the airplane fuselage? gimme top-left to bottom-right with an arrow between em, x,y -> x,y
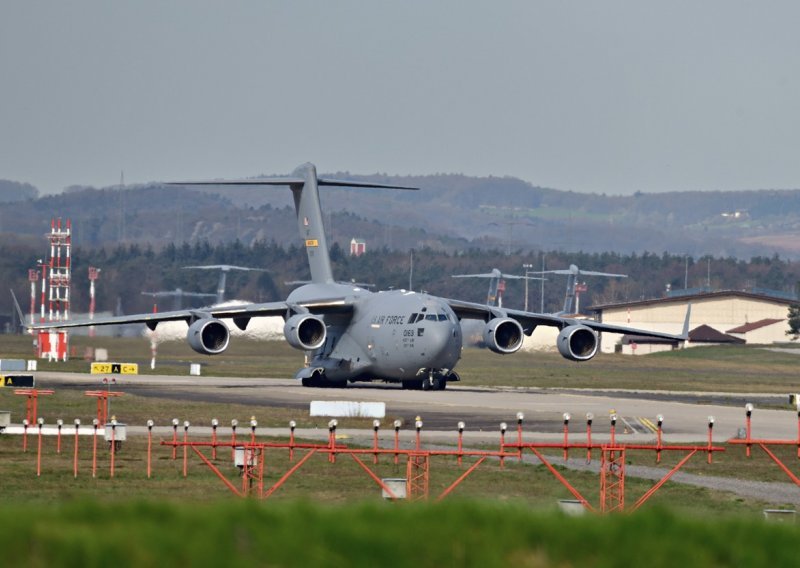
287,283 -> 462,383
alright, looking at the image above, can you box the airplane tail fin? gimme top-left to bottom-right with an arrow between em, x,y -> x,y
562,273 -> 577,314
680,303 -> 692,340
10,289 -> 27,332
216,272 -> 226,304
169,163 -> 417,284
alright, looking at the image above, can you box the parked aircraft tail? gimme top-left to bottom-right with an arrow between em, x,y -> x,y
681,303 -> 692,340
10,289 -> 26,330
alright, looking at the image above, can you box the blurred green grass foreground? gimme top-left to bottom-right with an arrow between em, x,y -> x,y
1,499 -> 798,567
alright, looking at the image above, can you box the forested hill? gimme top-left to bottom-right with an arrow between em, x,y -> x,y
0,179 -> 38,203
1,172 -> 800,258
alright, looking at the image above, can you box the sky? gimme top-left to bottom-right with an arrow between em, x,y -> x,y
2,1 -> 799,195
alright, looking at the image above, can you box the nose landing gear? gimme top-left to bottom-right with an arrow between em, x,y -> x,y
422,372 -> 447,391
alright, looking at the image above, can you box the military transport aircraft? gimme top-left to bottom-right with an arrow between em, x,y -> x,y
452,268 -> 544,308
182,265 -> 267,304
29,163 -> 689,391
533,264 -> 627,315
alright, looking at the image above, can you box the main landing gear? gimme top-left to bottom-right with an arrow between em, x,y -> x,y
300,370 -> 345,388
402,371 -> 450,391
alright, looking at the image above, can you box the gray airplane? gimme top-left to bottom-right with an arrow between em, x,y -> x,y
29,163 -> 688,391
534,264 -> 627,315
182,265 -> 267,304
452,268 -> 544,308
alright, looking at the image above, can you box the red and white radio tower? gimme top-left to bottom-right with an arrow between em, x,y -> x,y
36,218 -> 71,361
47,218 -> 72,321
88,266 -> 100,337
39,259 -> 47,323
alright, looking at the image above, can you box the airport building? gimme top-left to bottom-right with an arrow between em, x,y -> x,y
350,238 -> 366,256
589,291 -> 796,354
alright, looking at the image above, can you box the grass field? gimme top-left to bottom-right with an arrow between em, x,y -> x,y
2,500 -> 799,567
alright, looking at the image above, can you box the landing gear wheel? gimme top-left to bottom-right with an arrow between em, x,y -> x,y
422,373 -> 447,391
301,371 -> 327,388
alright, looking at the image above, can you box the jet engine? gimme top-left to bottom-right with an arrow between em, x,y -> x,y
483,317 -> 524,354
556,324 -> 598,361
187,318 -> 230,355
283,314 -> 327,351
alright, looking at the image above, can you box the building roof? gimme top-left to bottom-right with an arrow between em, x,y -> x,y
589,290 -> 797,313
726,318 -> 785,334
688,324 -> 745,344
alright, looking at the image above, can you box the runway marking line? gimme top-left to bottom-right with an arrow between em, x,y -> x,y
638,417 -> 659,434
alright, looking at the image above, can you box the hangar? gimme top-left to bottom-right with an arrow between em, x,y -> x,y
589,291 -> 796,354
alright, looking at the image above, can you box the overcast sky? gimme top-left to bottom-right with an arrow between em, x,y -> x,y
2,1 -> 799,195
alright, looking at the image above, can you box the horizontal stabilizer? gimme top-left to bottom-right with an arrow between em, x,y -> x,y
141,291 -> 216,298
182,265 -> 267,272
168,177 -> 418,191
452,273 -> 544,281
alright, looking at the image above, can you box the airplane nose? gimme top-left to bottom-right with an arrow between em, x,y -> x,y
426,322 -> 460,366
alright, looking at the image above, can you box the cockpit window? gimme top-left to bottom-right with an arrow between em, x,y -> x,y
425,314 -> 437,321
407,313 -> 418,324
437,314 -> 447,321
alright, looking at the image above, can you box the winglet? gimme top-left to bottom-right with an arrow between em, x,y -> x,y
680,303 -> 692,340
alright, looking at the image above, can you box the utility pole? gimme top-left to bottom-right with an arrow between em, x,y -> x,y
540,252 -> 546,313
409,250 -> 414,291
522,263 -> 535,312
684,255 -> 689,289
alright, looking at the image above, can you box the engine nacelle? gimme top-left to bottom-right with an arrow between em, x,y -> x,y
187,318 -> 230,355
483,317 -> 524,354
283,314 -> 327,351
557,324 -> 598,361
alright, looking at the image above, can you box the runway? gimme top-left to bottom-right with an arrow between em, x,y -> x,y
34,371 -> 797,444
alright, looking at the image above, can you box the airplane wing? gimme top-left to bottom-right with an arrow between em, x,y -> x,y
28,298 -> 355,332
182,265 -> 267,272
444,298 -> 690,341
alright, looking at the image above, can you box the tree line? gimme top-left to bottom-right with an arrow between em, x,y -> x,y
2,239 -> 799,329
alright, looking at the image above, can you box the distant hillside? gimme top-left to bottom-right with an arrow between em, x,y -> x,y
0,179 -> 38,203
1,172 -> 800,257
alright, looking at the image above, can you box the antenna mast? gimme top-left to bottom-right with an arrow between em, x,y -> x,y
409,250 -> 414,291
